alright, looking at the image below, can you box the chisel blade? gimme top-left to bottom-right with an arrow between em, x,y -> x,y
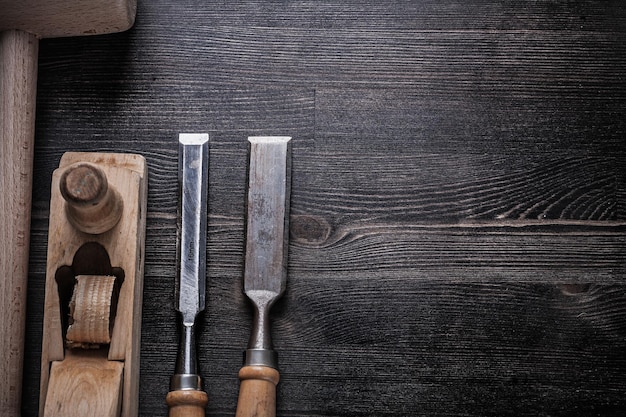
244,136 -> 292,299
235,136 -> 291,417
176,133 -> 209,325
167,132 -> 210,410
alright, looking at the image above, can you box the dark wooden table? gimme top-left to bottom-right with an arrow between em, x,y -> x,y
22,1 -> 626,416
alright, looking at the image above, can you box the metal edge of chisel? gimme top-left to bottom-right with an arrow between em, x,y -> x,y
170,133 -> 209,391
242,136 -> 292,369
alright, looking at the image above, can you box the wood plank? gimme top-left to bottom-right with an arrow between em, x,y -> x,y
314,88 -> 626,153
293,151 -> 623,223
309,86 -> 625,223
273,283 -> 626,416
35,2 -> 626,90
148,0 -> 626,32
32,111 -> 625,225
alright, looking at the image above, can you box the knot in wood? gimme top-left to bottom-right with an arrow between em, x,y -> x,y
290,215 -> 331,244
558,283 -> 591,296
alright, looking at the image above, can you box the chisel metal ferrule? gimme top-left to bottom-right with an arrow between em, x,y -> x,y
244,348 -> 278,368
171,374 -> 202,391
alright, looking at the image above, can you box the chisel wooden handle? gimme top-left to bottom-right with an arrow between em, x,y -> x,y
235,365 -> 280,417
166,389 -> 208,417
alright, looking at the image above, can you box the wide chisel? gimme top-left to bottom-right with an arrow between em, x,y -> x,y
166,133 -> 209,417
236,136 -> 292,417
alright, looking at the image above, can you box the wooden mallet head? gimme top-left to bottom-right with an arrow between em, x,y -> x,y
0,1 -> 136,415
0,0 -> 136,38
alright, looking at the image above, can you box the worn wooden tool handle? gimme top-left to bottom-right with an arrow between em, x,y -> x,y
0,29 -> 39,417
166,389 -> 208,417
235,365 -> 280,417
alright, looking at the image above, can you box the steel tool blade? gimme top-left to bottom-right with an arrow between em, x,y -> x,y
166,133 -> 209,417
176,134 -> 209,324
236,136 -> 291,417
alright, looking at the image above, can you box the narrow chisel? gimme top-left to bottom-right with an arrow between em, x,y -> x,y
166,133 -> 210,417
236,136 -> 292,417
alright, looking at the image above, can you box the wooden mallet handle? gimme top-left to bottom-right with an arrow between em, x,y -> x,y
1,3 -> 136,415
235,365 -> 280,417
0,29 -> 38,417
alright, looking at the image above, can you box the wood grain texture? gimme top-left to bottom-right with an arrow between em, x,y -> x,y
0,29 -> 38,417
39,153 -> 146,417
60,162 -> 124,234
166,389 -> 208,417
43,350 -> 123,417
0,0 -> 136,39
235,366 -> 280,417
19,0 -> 626,416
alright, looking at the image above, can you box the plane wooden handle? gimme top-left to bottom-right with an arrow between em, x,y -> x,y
166,389 -> 208,417
235,365 -> 280,417
59,162 -> 124,234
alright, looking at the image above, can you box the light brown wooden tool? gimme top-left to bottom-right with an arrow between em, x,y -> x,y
166,390 -> 209,417
235,366 -> 280,417
60,162 -> 124,234
43,350 -> 124,417
39,152 -> 146,417
0,3 -> 136,415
